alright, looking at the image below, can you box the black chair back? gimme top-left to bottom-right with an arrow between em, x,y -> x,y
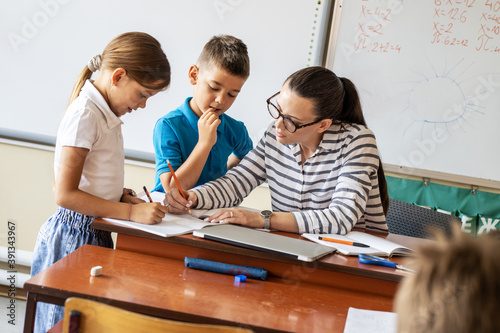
386,198 -> 462,239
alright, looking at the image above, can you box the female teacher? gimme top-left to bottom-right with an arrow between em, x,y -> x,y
166,66 -> 389,235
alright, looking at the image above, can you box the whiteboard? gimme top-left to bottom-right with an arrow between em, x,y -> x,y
0,0 -> 332,160
327,0 -> 500,184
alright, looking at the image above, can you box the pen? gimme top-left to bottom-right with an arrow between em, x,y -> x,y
143,186 -> 153,203
318,237 -> 370,248
167,159 -> 192,215
358,254 -> 415,272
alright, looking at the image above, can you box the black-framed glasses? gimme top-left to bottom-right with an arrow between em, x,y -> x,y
266,91 -> 321,133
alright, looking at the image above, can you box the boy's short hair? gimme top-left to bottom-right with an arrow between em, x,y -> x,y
395,228 -> 500,333
197,35 -> 250,79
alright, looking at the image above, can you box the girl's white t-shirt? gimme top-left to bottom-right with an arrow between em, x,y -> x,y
54,80 -> 124,202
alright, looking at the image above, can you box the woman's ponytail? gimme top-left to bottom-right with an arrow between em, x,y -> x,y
340,77 -> 389,215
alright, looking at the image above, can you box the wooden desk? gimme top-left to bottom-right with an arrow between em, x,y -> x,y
92,219 -> 420,298
24,245 -> 394,333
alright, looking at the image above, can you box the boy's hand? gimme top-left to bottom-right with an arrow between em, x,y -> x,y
198,111 -> 220,147
130,202 -> 167,225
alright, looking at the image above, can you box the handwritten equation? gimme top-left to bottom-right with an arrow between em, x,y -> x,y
433,0 -> 500,52
354,0 -> 403,53
351,0 -> 500,54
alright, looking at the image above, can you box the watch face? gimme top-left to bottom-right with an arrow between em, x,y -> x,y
261,210 -> 272,217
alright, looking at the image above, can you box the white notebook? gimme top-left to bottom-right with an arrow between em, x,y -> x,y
103,191 -> 223,237
104,214 -> 224,237
343,308 -> 397,333
301,231 -> 412,257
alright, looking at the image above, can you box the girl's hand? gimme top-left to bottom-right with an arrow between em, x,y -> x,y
129,197 -> 146,204
198,111 -> 220,148
205,208 -> 262,228
130,202 -> 167,225
165,188 -> 197,214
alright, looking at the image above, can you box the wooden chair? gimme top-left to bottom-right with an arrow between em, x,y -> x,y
62,297 -> 253,333
386,198 -> 462,239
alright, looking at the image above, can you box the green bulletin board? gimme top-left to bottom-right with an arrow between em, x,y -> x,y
387,176 -> 500,236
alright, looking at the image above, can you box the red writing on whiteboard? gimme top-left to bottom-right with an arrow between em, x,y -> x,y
434,0 -> 476,7
432,22 -> 454,44
354,35 -> 401,53
480,12 -> 500,24
358,23 -> 384,36
360,5 -> 392,21
476,23 -> 500,51
434,8 -> 468,22
485,0 -> 500,12
369,42 -> 401,53
351,0 -> 404,55
475,0 -> 500,51
431,0 -> 471,48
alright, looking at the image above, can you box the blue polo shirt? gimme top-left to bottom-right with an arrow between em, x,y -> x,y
152,97 -> 253,192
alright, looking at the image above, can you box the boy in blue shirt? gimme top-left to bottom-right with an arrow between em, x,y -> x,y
153,35 -> 253,193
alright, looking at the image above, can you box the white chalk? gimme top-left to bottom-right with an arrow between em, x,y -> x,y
90,266 -> 102,277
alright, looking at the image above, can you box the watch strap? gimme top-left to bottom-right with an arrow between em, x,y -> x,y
264,216 -> 270,230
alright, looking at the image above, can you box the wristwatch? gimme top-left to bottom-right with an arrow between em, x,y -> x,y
260,210 -> 273,230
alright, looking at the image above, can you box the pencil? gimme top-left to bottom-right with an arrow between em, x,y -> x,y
318,237 -> 370,248
143,186 -> 153,203
167,159 -> 192,215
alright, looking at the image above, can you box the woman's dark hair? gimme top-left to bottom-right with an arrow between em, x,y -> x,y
285,66 -> 389,215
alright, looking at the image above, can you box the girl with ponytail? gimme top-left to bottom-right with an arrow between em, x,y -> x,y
31,32 -> 171,333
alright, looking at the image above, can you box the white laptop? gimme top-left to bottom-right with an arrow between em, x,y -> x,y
193,224 -> 334,262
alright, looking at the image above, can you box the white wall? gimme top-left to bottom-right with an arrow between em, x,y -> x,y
0,141 -> 271,252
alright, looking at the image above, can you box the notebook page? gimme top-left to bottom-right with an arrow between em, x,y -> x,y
301,233 -> 391,256
104,213 -> 219,237
343,307 -> 397,333
346,232 -> 412,256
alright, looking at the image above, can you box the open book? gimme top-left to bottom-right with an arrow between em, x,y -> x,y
301,231 -> 412,257
103,191 -> 223,237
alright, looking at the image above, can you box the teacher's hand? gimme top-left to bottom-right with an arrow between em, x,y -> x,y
205,208 -> 263,228
165,187 -> 197,214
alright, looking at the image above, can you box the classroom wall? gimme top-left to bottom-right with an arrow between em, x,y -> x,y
0,142 -> 271,253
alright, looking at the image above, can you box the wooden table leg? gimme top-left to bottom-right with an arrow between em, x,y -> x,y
23,292 -> 37,333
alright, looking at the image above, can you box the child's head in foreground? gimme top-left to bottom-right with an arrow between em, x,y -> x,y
395,227 -> 500,333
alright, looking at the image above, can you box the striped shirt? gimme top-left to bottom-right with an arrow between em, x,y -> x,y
192,122 -> 388,234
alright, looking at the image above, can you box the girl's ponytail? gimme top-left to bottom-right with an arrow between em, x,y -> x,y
68,66 -> 93,106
